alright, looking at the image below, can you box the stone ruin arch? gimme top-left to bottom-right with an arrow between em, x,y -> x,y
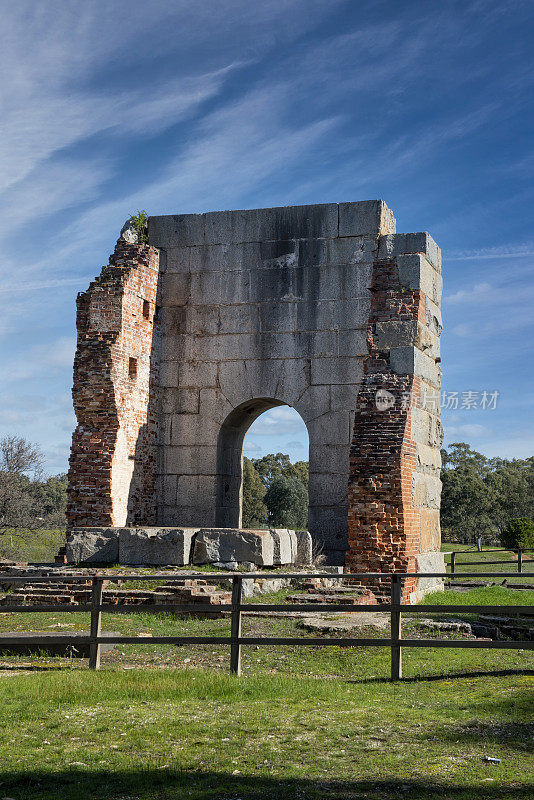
216,398 -> 289,528
66,200 -> 445,598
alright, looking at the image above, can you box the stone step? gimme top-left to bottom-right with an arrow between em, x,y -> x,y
286,593 -> 369,604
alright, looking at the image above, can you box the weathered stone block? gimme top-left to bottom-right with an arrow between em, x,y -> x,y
420,508 -> 441,552
338,200 -> 396,237
416,443 -> 442,475
163,445 -> 217,476
176,475 -> 217,507
327,236 -> 376,266
148,213 -> 205,247
162,388 -> 200,415
309,472 -> 349,507
295,530 -> 313,565
396,253 -> 442,303
411,473 -> 442,509
66,528 -> 119,564
389,347 -> 441,388
414,551 -> 446,594
374,320 -> 417,350
308,443 -> 350,475
377,232 -> 441,272
193,529 -> 274,566
310,357 -> 362,385
118,527 -> 196,565
336,328 -> 368,357
306,411 -> 352,445
270,528 -> 295,565
293,384 -> 330,422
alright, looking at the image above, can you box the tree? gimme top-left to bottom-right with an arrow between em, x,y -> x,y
264,475 -> 308,529
440,443 -> 495,542
500,518 -> 534,550
0,472 -> 42,542
0,436 -> 43,477
31,474 -> 68,528
293,460 -> 309,488
488,457 -> 534,530
251,453 -> 295,489
440,442 -> 534,543
242,458 -> 267,528
0,437 -> 62,544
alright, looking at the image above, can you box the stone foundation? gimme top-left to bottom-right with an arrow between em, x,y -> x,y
65,526 -> 313,567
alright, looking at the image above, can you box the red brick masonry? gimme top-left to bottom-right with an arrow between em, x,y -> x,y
347,256 -> 439,601
67,240 -> 161,529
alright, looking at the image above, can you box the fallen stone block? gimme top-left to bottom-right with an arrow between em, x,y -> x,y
295,530 -> 313,565
65,528 -> 119,564
118,528 -> 196,565
270,529 -> 295,565
193,529 -> 274,566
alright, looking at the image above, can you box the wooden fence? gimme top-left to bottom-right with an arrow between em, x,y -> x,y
449,548 -> 534,574
0,571 -> 532,681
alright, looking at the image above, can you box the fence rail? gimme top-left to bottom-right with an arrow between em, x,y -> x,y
448,548 -> 534,574
0,571 -> 532,680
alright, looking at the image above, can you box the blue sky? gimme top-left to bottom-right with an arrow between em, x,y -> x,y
1,0 -> 533,474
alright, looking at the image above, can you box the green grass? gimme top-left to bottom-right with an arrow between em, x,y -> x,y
0,585 -> 532,679
0,528 -> 65,562
0,668 -> 532,799
441,543 -> 534,585
425,585 -> 533,607
0,583 -> 532,798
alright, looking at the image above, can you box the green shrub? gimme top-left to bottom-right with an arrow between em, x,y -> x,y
130,210 -> 149,244
500,517 -> 534,549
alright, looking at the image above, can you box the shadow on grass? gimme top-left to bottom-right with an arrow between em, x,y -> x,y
352,668 -> 534,684
0,664 -> 533,681
437,720 -> 533,752
0,769 -> 532,800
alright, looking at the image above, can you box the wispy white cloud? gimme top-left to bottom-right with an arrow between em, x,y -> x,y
447,243 -> 534,260
248,406 -> 308,438
444,423 -> 492,438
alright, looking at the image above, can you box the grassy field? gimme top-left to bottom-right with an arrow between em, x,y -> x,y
0,663 -> 532,799
442,543 -> 534,585
0,528 -> 65,563
0,537 -> 532,798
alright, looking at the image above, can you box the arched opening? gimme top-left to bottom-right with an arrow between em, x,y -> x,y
215,399 -> 309,529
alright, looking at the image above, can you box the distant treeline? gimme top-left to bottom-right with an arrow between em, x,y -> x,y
0,437 -> 67,537
441,443 -> 534,544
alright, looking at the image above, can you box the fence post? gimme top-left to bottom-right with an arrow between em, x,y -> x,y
390,574 -> 402,681
518,550 -> 523,574
89,576 -> 103,670
450,551 -> 456,575
230,575 -> 243,676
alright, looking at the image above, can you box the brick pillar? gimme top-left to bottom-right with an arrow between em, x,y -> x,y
66,239 -> 161,530
347,233 -> 444,602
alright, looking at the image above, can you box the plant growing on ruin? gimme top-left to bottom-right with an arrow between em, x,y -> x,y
130,210 -> 149,244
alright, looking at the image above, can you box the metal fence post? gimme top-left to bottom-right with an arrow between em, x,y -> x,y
450,551 -> 456,575
89,576 -> 103,670
390,574 -> 402,681
230,575 -> 243,676
518,550 -> 523,574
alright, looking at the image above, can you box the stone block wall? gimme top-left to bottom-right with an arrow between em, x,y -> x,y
66,201 -> 444,590
147,201 -> 396,564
